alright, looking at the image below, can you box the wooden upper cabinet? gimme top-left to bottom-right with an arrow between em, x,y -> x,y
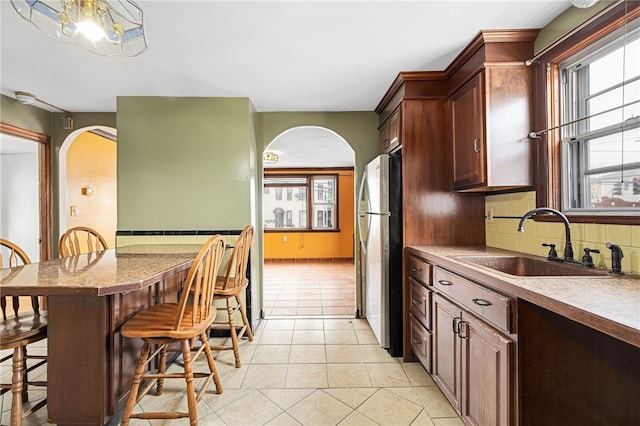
447,30 -> 538,192
379,107 -> 400,153
451,72 -> 485,188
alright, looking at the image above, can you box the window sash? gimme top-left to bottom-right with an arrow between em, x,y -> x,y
560,19 -> 640,215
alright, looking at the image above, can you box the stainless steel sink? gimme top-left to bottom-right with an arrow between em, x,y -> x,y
452,255 -> 608,277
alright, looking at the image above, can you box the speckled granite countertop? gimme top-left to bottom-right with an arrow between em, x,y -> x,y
0,245 -> 203,297
408,246 -> 640,348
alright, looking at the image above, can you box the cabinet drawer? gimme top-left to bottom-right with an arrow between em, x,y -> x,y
410,314 -> 432,373
408,255 -> 431,286
434,267 -> 513,333
409,277 -> 432,330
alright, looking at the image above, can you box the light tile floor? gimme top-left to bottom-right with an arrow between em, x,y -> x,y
1,319 -> 463,426
263,261 -> 356,317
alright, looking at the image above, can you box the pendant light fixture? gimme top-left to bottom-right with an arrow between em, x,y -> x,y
10,0 -> 147,56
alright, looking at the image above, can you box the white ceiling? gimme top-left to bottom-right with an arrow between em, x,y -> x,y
0,1 -> 574,114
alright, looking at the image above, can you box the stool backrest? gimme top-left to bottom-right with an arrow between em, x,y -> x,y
175,235 -> 226,330
59,226 -> 108,257
218,225 -> 254,291
0,238 -> 38,321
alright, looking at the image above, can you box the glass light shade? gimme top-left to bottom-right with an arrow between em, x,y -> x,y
571,0 -> 599,8
10,0 -> 147,56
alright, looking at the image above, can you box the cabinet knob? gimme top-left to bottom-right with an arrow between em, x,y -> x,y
411,267 -> 420,273
473,138 -> 480,153
412,338 -> 423,345
412,297 -> 423,305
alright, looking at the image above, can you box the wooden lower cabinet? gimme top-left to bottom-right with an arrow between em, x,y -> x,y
433,293 -> 514,426
47,268 -> 187,425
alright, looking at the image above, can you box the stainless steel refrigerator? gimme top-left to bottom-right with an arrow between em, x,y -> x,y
357,151 -> 403,356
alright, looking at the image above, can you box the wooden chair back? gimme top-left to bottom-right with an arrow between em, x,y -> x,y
217,225 -> 254,292
59,226 -> 108,257
0,239 -> 39,321
175,236 -> 226,330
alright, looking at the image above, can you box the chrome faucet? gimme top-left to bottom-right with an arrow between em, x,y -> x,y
518,208 -> 574,261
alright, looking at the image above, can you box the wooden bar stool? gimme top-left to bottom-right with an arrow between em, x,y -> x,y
0,239 -> 47,426
120,235 -> 226,425
211,225 -> 254,368
58,226 -> 108,257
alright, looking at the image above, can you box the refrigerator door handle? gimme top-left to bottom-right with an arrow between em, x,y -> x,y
360,211 -> 391,216
356,169 -> 368,254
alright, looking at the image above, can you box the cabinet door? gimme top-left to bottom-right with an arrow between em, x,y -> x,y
378,120 -> 389,153
459,312 -> 514,426
432,294 -> 461,411
380,108 -> 401,153
451,72 -> 485,189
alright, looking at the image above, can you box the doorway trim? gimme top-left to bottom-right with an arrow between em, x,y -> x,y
0,122 -> 51,260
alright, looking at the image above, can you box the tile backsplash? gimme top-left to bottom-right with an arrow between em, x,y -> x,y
485,191 -> 640,274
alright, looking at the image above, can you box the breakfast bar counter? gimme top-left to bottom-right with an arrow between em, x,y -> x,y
0,245 -> 203,425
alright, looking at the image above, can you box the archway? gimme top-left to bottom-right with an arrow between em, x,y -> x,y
262,126 -> 356,318
58,126 -> 117,250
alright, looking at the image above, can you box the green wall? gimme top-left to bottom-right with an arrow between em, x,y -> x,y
116,97 -> 255,230
534,1 -> 617,54
1,94 -> 52,134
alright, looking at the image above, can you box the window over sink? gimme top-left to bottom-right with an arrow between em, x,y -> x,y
533,2 -> 640,224
560,17 -> 640,214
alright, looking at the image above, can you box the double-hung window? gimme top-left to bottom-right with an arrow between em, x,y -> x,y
263,174 -> 338,230
559,18 -> 640,214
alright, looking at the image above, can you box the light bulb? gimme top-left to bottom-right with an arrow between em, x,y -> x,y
77,20 -> 105,41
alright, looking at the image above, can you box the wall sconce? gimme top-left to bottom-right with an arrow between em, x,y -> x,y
81,185 -> 94,196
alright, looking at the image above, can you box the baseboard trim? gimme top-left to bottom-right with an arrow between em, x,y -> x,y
265,258 -> 354,263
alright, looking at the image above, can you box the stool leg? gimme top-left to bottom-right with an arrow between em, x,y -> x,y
236,294 -> 253,341
200,332 -> 223,394
157,344 -> 167,395
121,342 -> 150,426
181,340 -> 198,426
226,299 -> 240,368
11,346 -> 24,426
20,347 -> 29,403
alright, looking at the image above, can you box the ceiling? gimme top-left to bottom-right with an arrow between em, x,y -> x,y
0,1 -> 574,114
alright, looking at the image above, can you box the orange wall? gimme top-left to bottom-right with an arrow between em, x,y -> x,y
65,132 -> 117,248
264,169 -> 354,260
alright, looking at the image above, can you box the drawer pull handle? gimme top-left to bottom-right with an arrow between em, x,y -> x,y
472,298 -> 492,307
412,338 -> 423,345
411,267 -> 421,273
438,279 -> 453,286
412,298 -> 423,305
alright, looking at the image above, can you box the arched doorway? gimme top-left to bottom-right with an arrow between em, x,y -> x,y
58,126 -> 117,250
262,126 -> 356,318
